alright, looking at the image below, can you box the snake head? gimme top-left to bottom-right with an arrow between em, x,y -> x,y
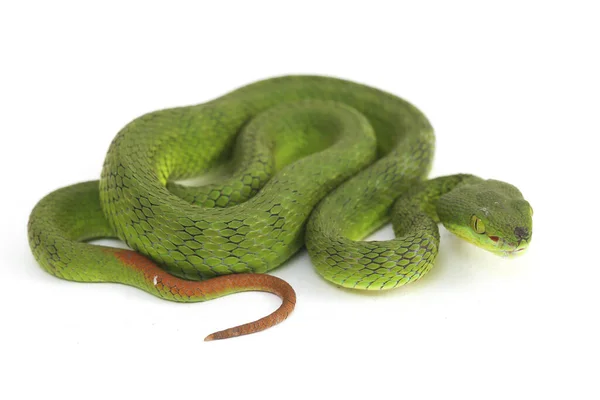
436,179 -> 533,256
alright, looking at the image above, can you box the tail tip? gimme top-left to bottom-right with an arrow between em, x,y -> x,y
204,333 -> 216,342
204,331 -> 224,341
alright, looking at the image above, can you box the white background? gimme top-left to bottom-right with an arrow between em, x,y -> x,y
1,1 -> 598,399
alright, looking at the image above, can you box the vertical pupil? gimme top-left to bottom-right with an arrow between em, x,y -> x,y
473,217 -> 484,233
471,216 -> 483,233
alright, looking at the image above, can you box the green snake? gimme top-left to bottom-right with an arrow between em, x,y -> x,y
28,76 -> 533,340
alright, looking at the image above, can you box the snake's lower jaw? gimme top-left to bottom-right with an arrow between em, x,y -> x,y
490,242 -> 530,257
505,245 -> 530,257
455,231 -> 530,257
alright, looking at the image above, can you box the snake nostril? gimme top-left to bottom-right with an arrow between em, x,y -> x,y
514,226 -> 529,239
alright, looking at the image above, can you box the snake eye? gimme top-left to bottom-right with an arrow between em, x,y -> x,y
471,215 -> 485,234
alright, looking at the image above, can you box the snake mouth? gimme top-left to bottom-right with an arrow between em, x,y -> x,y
504,247 -> 527,257
499,240 -> 529,257
488,235 -> 529,257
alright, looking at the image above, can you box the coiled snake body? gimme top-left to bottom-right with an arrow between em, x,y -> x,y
28,76 -> 533,340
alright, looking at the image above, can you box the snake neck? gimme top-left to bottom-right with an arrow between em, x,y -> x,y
391,174 -> 482,238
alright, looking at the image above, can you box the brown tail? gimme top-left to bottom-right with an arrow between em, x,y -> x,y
202,273 -> 297,341
113,249 -> 296,341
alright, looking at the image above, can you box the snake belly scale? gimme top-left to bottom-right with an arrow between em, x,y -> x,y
28,76 -> 532,340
